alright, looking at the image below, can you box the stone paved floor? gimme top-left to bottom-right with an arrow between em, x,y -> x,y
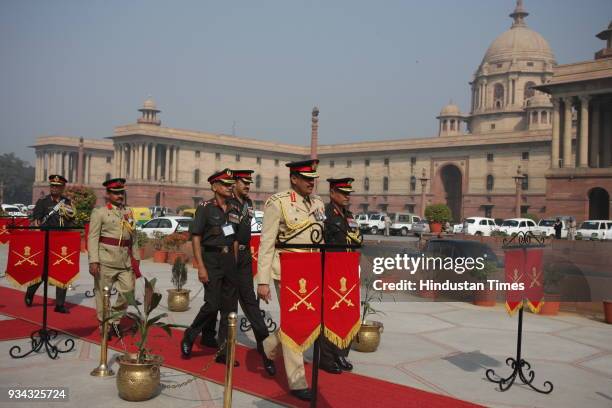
0,244 -> 611,408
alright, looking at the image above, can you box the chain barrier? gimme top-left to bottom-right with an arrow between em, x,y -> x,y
160,340 -> 227,389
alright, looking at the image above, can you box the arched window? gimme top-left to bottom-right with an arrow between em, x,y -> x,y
450,120 -> 455,131
524,81 -> 536,100
105,173 -> 111,181
521,174 -> 529,190
486,175 -> 494,191
541,111 -> 548,123
494,83 -> 504,108
442,120 -> 448,131
255,174 -> 261,189
194,169 -> 200,184
474,87 -> 480,109
410,175 -> 416,192
364,177 -> 370,192
273,176 -> 279,190
383,177 -> 389,191
531,111 -> 538,124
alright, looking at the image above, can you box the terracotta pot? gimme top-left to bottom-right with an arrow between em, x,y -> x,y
604,300 -> 612,324
166,251 -> 185,265
138,247 -> 146,260
153,250 -> 167,263
116,353 -> 162,401
473,288 -> 496,306
430,222 -> 442,233
352,321 -> 383,352
540,294 -> 561,316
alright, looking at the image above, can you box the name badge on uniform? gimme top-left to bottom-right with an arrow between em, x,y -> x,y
222,223 -> 235,236
228,213 -> 240,224
348,218 -> 358,229
314,208 -> 326,222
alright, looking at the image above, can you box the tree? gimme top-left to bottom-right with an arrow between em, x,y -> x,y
0,153 -> 34,204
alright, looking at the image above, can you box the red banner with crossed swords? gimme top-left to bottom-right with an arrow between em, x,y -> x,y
48,231 -> 81,289
279,252 -> 322,352
505,249 -> 525,316
250,234 -> 261,277
0,218 -> 30,244
524,248 -> 544,313
504,247 -> 544,315
323,252 -> 361,349
6,229 -> 44,286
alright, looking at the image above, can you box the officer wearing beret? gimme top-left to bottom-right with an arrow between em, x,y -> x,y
257,159 -> 325,402
319,177 -> 360,373
25,174 -> 75,313
181,169 -> 240,366
88,178 -> 141,338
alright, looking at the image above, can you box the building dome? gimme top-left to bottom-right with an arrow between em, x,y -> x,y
439,103 -> 461,116
142,97 -> 157,110
483,26 -> 554,64
525,93 -> 552,108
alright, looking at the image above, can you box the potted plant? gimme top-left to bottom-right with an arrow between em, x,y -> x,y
604,299 -> 612,324
470,260 -> 497,306
151,231 -> 167,263
164,232 -> 188,265
352,276 -> 384,352
135,230 -> 149,260
425,204 -> 452,234
109,278 -> 184,401
167,258 -> 190,312
539,263 -> 564,316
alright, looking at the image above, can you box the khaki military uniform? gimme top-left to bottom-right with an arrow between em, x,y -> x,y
88,204 -> 141,322
257,189 -> 325,390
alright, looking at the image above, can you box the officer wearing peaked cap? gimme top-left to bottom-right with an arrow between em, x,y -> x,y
256,159 -> 325,402
25,174 -> 75,313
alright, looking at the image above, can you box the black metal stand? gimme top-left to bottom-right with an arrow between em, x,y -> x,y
239,306 -> 277,333
9,226 -> 76,360
485,306 -> 553,393
485,231 -> 553,394
85,287 -> 117,298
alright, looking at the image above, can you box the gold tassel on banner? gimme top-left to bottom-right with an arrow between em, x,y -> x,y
91,286 -> 114,377
323,320 -> 361,349
278,326 -> 321,354
223,312 -> 237,408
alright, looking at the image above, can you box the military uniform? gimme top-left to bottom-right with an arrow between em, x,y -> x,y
25,174 -> 75,313
88,179 -> 140,324
319,178 -> 361,373
182,169 -> 240,361
257,160 -> 325,396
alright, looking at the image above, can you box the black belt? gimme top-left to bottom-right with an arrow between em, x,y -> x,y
202,245 -> 232,254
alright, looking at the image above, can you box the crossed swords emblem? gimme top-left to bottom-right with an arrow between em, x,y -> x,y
529,266 -> 542,288
287,278 -> 318,312
329,277 -> 356,310
0,225 -> 8,236
12,246 -> 41,266
510,268 -> 524,285
51,246 -> 77,266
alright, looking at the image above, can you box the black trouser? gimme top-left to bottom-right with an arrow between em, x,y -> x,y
26,282 -> 66,307
185,250 -> 237,351
320,336 -> 350,366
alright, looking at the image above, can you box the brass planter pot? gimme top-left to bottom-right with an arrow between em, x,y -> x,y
352,320 -> 384,352
167,289 -> 190,312
116,354 -> 163,401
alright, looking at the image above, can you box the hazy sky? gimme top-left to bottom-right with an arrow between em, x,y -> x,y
1,0 -> 610,164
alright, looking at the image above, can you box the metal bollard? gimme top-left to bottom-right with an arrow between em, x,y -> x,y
223,312 -> 238,408
90,286 -> 114,377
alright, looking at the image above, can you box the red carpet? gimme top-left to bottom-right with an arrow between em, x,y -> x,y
0,286 -> 480,408
0,318 -> 40,340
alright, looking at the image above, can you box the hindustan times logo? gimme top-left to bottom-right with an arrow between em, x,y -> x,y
372,254 -> 487,275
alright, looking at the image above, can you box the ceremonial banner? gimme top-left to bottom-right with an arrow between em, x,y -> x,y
6,230 -> 45,287
505,249 -> 525,316
323,252 -> 361,348
0,218 -> 29,244
250,234 -> 261,277
524,248 -> 544,313
279,252 -> 322,352
48,231 -> 81,289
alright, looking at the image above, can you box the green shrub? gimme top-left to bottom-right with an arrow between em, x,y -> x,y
425,204 -> 452,223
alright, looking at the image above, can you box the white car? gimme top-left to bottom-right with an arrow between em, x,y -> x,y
138,216 -> 192,238
251,210 -> 264,233
498,218 -> 537,235
534,219 -> 568,238
1,204 -> 27,217
462,217 -> 498,236
389,213 -> 421,236
412,219 -> 430,236
575,220 -> 612,240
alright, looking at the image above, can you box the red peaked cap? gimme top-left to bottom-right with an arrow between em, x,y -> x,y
103,178 -> 126,191
232,169 -> 254,183
208,168 -> 235,185
327,177 -> 354,193
48,174 -> 67,186
286,159 -> 319,178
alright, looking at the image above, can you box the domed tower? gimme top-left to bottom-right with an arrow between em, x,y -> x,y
137,97 -> 161,126
524,92 -> 553,130
468,0 -> 556,134
437,102 -> 464,136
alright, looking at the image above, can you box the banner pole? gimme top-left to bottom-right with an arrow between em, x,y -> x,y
310,248 -> 326,408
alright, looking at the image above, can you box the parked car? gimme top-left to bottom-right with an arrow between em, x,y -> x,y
498,218 -> 537,235
149,206 -> 175,218
412,219 -> 430,236
1,204 -> 27,217
355,213 -> 369,229
575,220 -> 612,240
251,210 -> 264,233
360,213 -> 387,235
137,216 -> 192,238
461,217 -> 498,236
12,203 -> 27,212
534,218 -> 569,238
389,213 -> 421,236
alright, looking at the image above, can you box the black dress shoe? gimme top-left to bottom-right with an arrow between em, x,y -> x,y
336,356 -> 353,371
215,354 -> 240,367
181,336 -> 193,357
54,305 -> 70,314
262,357 -> 276,376
200,336 -> 218,348
290,388 -> 312,401
319,362 -> 342,374
24,293 -> 33,307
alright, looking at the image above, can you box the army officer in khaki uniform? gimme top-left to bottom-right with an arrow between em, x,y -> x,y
257,159 -> 325,402
88,178 -> 140,338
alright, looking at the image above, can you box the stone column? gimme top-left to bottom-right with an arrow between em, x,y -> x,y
143,144 -> 149,181
174,146 -> 180,183
579,95 -> 590,168
168,147 -> 174,182
563,97 -> 573,168
154,144 -> 160,181
113,145 -> 119,177
165,145 -> 170,181
483,81 -> 488,109
603,106 -> 612,167
590,101 -> 600,167
122,145 -> 128,178
135,144 -> 141,180
551,98 -> 561,168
